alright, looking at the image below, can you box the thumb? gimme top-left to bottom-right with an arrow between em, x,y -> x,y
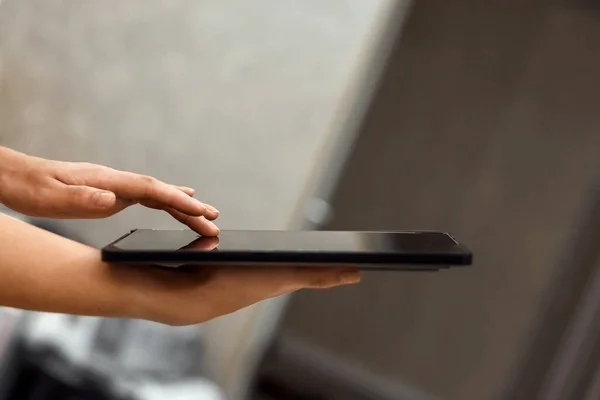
57,186 -> 117,217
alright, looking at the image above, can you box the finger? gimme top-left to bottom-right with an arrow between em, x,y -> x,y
180,236 -> 220,251
141,196 -> 219,221
48,185 -> 117,218
203,203 -> 219,220
100,183 -> 220,222
167,209 -> 220,236
171,186 -> 220,219
211,266 -> 360,297
162,196 -> 219,221
180,266 -> 359,323
175,186 -> 195,196
286,267 -> 361,291
84,169 -> 217,219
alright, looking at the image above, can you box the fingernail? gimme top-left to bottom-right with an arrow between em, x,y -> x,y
93,191 -> 115,208
206,205 -> 219,215
207,219 -> 220,233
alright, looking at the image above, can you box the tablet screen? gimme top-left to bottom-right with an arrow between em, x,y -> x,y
108,229 -> 462,254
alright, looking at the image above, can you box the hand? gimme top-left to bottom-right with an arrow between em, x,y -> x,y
0,147 -> 219,235
117,239 -> 362,326
114,261 -> 361,326
0,213 -> 361,325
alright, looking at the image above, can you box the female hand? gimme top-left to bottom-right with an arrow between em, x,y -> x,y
115,263 -> 361,326
0,147 -> 219,235
0,213 -> 361,325
112,237 -> 360,325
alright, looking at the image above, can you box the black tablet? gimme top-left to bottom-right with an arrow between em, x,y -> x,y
101,229 -> 472,271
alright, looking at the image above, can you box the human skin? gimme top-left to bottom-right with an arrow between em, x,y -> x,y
0,147 -> 360,325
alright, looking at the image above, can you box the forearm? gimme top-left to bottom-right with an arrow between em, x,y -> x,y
0,213 -> 135,318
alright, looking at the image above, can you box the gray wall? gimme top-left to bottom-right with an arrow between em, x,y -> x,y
272,2 -> 600,399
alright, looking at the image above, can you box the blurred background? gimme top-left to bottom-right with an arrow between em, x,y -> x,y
1,0 -> 600,399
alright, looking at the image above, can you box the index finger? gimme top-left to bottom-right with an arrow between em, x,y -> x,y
93,170 -> 210,217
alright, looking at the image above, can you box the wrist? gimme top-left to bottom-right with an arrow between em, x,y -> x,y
0,212 -> 146,320
0,147 -> 28,204
0,146 -> 27,172
44,247 -> 142,320
100,261 -> 162,322
92,260 -> 147,320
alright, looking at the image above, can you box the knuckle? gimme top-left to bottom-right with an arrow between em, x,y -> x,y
56,163 -> 92,186
308,273 -> 338,289
140,175 -> 156,185
139,175 -> 159,196
309,277 -> 328,289
74,162 -> 95,170
136,175 -> 155,199
64,187 -> 86,204
34,188 -> 62,216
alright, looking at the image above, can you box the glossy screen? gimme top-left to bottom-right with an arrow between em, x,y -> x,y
109,230 -> 463,255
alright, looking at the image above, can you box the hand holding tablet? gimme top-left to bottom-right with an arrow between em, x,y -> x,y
101,229 -> 471,325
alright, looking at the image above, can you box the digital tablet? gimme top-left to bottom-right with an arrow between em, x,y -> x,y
101,229 -> 472,271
